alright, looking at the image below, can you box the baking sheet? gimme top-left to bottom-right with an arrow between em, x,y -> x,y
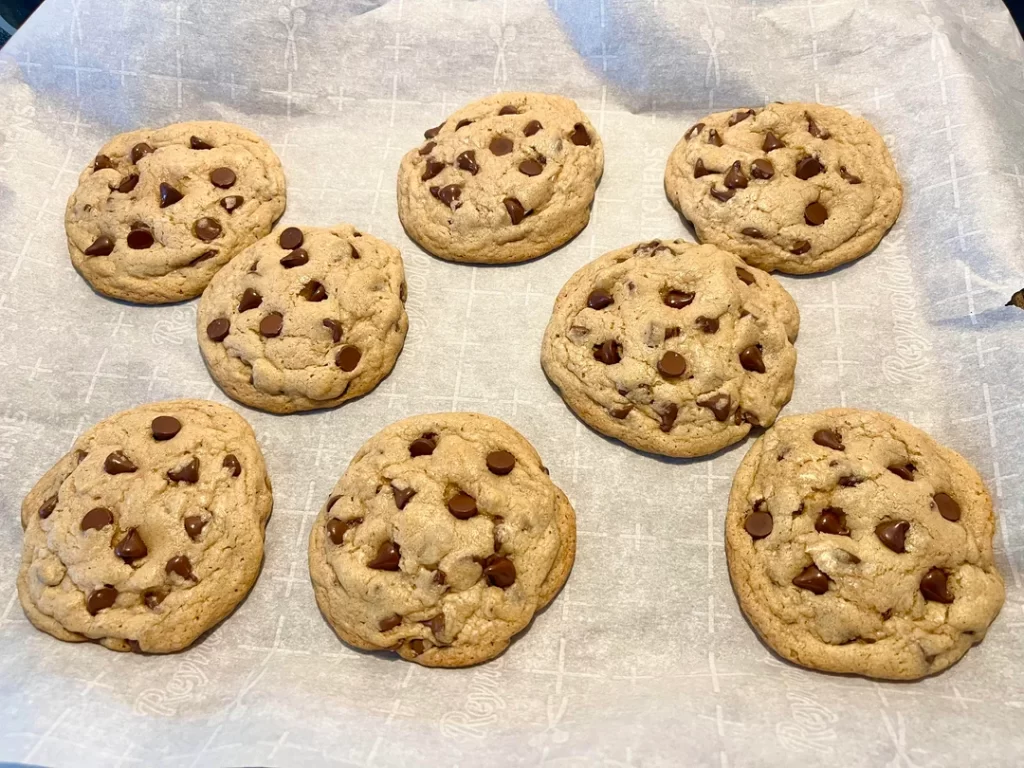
2,0 -> 1024,765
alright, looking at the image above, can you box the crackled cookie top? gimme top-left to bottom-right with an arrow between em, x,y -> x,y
197,224 -> 408,414
726,409 -> 1005,680
66,120 -> 286,303
665,103 -> 902,274
18,400 -> 272,654
541,240 -> 799,458
397,92 -> 604,263
308,413 -> 576,667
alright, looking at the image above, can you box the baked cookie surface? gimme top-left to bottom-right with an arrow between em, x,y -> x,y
725,408 -> 1004,679
665,103 -> 902,274
197,224 -> 408,414
308,413 -> 576,667
541,240 -> 799,457
397,92 -> 604,264
18,399 -> 273,653
66,120 -> 286,303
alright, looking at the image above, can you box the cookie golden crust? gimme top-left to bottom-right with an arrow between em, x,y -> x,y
18,399 -> 273,654
541,240 -> 798,458
197,224 -> 408,414
665,103 -> 902,274
726,409 -> 1004,680
397,92 -> 604,264
66,121 -> 286,303
308,413 -> 576,667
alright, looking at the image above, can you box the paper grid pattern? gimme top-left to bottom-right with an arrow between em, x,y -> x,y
1,0 -> 1023,765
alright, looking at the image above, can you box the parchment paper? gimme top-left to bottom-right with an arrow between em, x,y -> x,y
1,0 -> 1023,765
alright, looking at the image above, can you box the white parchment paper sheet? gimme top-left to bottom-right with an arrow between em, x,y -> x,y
1,0 -> 1023,765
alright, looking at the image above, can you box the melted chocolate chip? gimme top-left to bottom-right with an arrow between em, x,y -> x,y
486,450 -> 516,476
206,318 -> 230,341
220,195 -> 244,212
85,236 -> 115,256
750,159 -> 774,179
279,227 -> 303,250
933,493 -> 961,522
456,150 -> 479,175
804,201 -> 828,226
80,507 -> 113,531
710,187 -> 735,202
392,485 -> 416,510
299,280 -> 327,302
280,248 -> 308,268
504,197 -> 527,224
336,345 -> 361,372
115,528 -> 148,561
790,240 -> 811,255
664,290 -> 695,308
448,492 -> 478,519
658,351 -> 686,378
104,451 -> 137,475
424,123 -> 444,139
519,158 -> 544,176
736,267 -> 756,285
728,109 -> 755,126
745,509 -> 773,539
813,429 -> 844,450
839,166 -> 862,184
130,143 -> 154,164
126,226 -> 154,250
166,555 -> 196,580
436,184 -> 462,208
815,507 -> 849,536
482,555 -> 516,587
593,340 -> 622,365
167,457 -> 199,484
693,158 -> 710,178
920,568 -> 953,603
379,614 -> 403,632
190,136 -> 213,150
323,318 -> 343,342
326,517 -> 361,545
194,217 -> 222,242
794,156 -> 823,180
685,123 -> 705,140
740,345 -> 765,373
888,463 -> 916,481
87,587 -> 118,615
656,402 -> 678,432
741,227 -> 763,239
569,123 -> 591,146
524,120 -> 542,136
210,167 -> 236,188
696,316 -> 719,334
708,129 -> 723,146
151,416 -> 181,441
260,312 -> 283,338
368,541 -> 401,570
587,289 -> 614,310
792,564 -> 830,594
418,142 -> 436,156
489,136 -> 514,156
876,520 -> 909,553
223,454 -> 241,477
94,154 -> 114,171
499,105 -> 520,115
184,515 -> 207,540
455,119 -> 473,130
697,393 -> 731,422
806,113 -> 830,139
422,160 -> 445,181
409,435 -> 436,457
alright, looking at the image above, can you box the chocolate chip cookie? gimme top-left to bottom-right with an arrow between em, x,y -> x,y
664,103 -> 902,274
308,413 -> 576,667
66,121 -> 286,303
397,92 -> 604,264
18,399 -> 273,653
541,240 -> 799,458
726,409 -> 1005,679
197,224 -> 408,414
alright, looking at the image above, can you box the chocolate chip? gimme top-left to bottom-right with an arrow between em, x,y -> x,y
655,402 -> 678,432
422,160 -> 445,181
587,289 -> 614,310
436,184 -> 462,208
279,227 -> 303,250
167,457 -> 199,484
80,507 -> 113,531
116,174 -> 139,193
696,316 -> 719,334
519,158 -> 544,176
499,105 -> 519,115
130,143 -> 154,164
745,509 -> 773,539
933,493 -> 961,522
448,492 -> 478,519
876,520 -> 909,553
85,236 -> 115,256
739,410 -> 761,427
408,639 -> 426,655
697,393 -> 731,422
190,136 -> 212,150
151,415 -> 181,441
260,312 -> 283,338
486,450 -> 516,476
336,345 -> 361,372
736,267 -> 755,285
665,326 -> 681,339
524,120 -> 542,136
504,197 -> 527,224
741,227 -> 763,239
593,340 -> 621,365
888,463 -> 916,481
483,555 -> 516,587
723,161 -> 748,189
220,195 -> 244,213
166,555 -> 195,580
762,132 -> 785,152
379,614 -> 402,632
280,248 -> 308,268
664,290 -> 694,308
126,226 -> 154,250
740,345 -> 765,373
815,507 -> 849,536
143,592 -> 164,609
793,564 -> 830,594
795,156 -> 823,180
750,158 -> 774,179
418,141 -> 436,156
658,351 -> 687,378
222,454 -> 241,477
685,122 -> 705,140
489,136 -> 514,156
94,154 -> 114,170
838,475 -> 862,487
790,240 -> 811,255
392,485 -> 415,510
210,167 -> 236,189
184,515 -> 207,540
920,568 -> 953,603
806,113 -> 830,139
455,118 -> 473,130
194,217 -> 222,242
38,495 -> 58,520
610,405 -> 632,419
368,541 -> 401,570
569,123 -> 591,146
426,613 -> 445,640
190,250 -> 217,266
104,451 -> 137,474
708,129 -> 723,146
326,517 -> 361,545
837,166 -> 862,185
409,435 -> 436,457
728,109 -> 755,126
237,289 -> 263,314
710,187 -> 735,202
206,318 -> 230,341
299,280 -> 327,302
456,150 -> 479,175
87,587 -> 118,615
114,528 -> 148,561
813,429 -> 844,450
693,158 -> 710,178
323,318 -> 343,342
424,123 -> 444,139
